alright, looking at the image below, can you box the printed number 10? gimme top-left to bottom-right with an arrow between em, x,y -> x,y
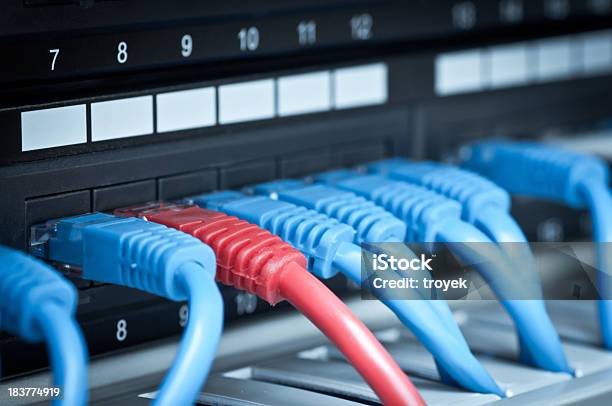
238,27 -> 259,51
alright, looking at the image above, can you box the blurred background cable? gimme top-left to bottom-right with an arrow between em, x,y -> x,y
315,170 -> 572,375
462,140 -> 612,350
366,158 -> 570,374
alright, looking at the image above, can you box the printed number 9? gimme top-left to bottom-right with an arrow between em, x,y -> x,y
181,34 -> 193,57
179,303 -> 189,327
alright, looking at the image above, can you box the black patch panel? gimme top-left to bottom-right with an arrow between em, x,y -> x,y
2,0 -> 612,395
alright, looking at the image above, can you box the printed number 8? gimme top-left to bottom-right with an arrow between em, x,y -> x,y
117,41 -> 128,64
116,319 -> 128,341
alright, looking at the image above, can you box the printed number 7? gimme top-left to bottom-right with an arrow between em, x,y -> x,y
49,49 -> 59,71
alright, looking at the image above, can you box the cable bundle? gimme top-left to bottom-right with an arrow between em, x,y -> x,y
251,179 -> 503,396
116,203 -> 425,406
316,170 -> 572,374
462,140 -> 612,349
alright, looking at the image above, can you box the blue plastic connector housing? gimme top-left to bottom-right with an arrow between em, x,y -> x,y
313,169 -> 359,185
461,141 -> 610,208
368,158 -> 511,223
317,172 -> 463,243
254,180 -> 407,244
251,179 -> 305,197
191,191 -> 355,279
31,213 -> 222,406
364,157 -> 413,173
0,246 -> 77,342
40,213 -> 215,301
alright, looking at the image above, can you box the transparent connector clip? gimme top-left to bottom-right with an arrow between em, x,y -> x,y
29,217 -> 83,276
29,219 -> 61,260
114,201 -> 194,220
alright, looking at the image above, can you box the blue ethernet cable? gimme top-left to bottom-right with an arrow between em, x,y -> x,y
252,179 -> 469,345
190,190 -> 504,397
31,213 -> 223,406
315,171 -> 573,375
252,180 -> 407,243
461,140 -> 612,350
252,179 -> 492,384
0,245 -> 88,406
366,158 -> 570,371
366,158 -> 534,272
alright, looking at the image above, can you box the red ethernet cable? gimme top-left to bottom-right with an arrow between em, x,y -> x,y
116,203 -> 425,406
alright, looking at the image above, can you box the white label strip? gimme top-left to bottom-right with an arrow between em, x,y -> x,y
435,50 -> 483,95
91,96 -> 153,141
156,87 -> 216,133
334,63 -> 388,109
218,79 -> 275,124
21,64 -> 391,152
436,31 -> 612,96
21,105 -> 87,152
536,37 -> 574,81
581,30 -> 612,74
278,71 -> 331,117
488,43 -> 531,89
